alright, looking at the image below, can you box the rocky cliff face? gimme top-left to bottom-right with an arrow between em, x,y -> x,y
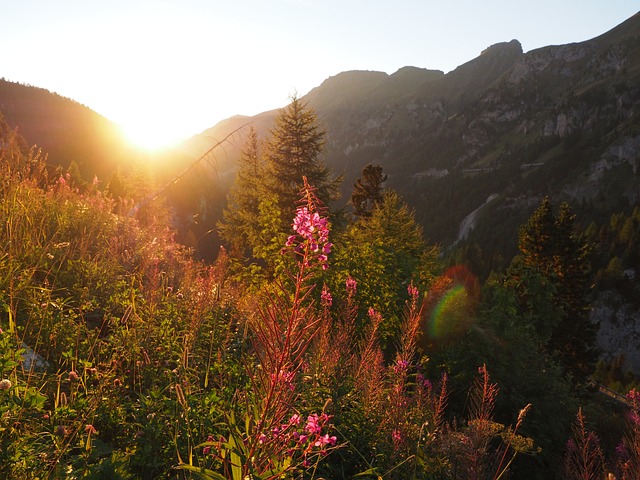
592,287 -> 640,375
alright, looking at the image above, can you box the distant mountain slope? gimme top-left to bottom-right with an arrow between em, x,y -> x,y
185,11 -> 640,266
0,79 -> 136,181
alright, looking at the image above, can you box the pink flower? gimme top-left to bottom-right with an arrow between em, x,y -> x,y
345,276 -> 357,294
393,359 -> 409,374
305,414 -> 322,434
68,371 -> 79,381
0,379 -> 12,390
287,204 -> 331,269
321,286 -> 333,307
85,424 -> 97,435
289,413 -> 301,425
315,434 -> 337,447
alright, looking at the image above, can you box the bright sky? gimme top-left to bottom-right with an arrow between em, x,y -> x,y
2,0 -> 638,150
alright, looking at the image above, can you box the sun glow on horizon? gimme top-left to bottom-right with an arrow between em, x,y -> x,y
120,120 -> 193,152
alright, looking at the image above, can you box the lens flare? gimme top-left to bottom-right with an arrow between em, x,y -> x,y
424,265 -> 479,344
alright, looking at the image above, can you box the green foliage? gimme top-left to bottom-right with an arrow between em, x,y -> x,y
218,127 -> 264,259
516,197 -> 596,380
330,190 -> 439,353
264,95 -> 341,230
2,106 -> 639,480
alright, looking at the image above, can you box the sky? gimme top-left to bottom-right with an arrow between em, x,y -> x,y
2,1 -> 638,150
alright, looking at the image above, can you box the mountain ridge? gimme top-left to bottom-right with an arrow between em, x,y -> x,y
183,11 -> 639,261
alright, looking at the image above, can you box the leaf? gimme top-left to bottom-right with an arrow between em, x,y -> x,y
174,464 -> 228,480
354,467 -> 383,479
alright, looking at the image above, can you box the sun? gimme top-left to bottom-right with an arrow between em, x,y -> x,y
121,121 -> 189,152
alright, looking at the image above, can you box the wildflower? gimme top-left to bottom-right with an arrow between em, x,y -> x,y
68,370 -> 79,381
391,429 -> 402,445
289,413 -> 301,425
320,286 -> 332,307
85,424 -> 97,435
113,378 -> 122,387
287,204 -> 331,269
314,434 -> 337,447
305,414 -> 321,434
407,283 -> 419,299
258,433 -> 267,444
345,276 -> 357,294
393,359 -> 409,374
367,307 -> 382,325
0,379 -> 12,390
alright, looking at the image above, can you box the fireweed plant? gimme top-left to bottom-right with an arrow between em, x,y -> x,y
177,178 -> 339,479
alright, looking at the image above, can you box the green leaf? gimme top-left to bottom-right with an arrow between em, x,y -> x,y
354,467 -> 383,479
174,464 -> 228,480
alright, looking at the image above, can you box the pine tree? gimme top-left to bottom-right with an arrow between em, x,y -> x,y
350,163 -> 387,219
516,197 -> 596,380
218,127 -> 265,258
264,95 -> 341,230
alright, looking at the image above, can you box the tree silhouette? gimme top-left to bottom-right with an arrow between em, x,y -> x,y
350,163 -> 387,219
517,197 -> 596,380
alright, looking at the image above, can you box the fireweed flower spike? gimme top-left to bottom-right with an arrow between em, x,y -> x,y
284,187 -> 332,270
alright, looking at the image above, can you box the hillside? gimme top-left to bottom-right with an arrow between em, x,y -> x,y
0,79 -> 139,181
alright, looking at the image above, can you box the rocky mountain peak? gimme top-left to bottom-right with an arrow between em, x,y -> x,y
480,39 -> 523,57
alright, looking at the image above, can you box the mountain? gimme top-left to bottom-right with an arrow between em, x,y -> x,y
0,79 -> 138,181
189,12 -> 640,264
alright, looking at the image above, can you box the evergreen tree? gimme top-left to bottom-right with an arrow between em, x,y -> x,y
350,163 -> 387,219
331,190 -> 439,354
516,197 -> 596,380
264,95 -> 341,231
218,127 -> 264,258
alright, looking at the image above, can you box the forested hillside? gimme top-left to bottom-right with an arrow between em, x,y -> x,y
0,79 -> 138,181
